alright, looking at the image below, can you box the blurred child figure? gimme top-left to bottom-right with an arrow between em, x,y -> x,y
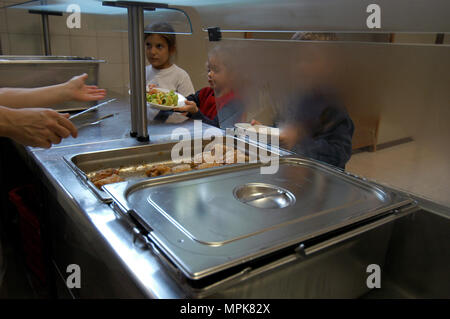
177,45 -> 244,128
176,61 -> 219,127
277,88 -> 354,169
145,22 -> 195,97
253,32 -> 354,169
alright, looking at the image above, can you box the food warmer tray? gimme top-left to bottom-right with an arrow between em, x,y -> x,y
103,157 -> 415,283
63,136 -> 278,203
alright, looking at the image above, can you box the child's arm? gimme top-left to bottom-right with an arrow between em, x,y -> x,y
177,101 -> 219,127
190,111 -> 219,127
293,124 -> 353,169
176,100 -> 198,114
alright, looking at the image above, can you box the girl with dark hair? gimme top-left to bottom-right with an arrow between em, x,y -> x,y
144,22 -> 195,97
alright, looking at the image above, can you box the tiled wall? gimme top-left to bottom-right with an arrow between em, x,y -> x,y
0,2 -> 210,95
1,1 -> 42,56
0,1 -> 131,95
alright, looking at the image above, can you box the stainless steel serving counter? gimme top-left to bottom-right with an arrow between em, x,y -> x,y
11,93 -> 450,299
20,93 -> 226,298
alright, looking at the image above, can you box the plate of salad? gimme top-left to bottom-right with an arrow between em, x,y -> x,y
146,88 -> 186,111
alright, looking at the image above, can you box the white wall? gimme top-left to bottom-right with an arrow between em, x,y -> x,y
1,0 -> 44,55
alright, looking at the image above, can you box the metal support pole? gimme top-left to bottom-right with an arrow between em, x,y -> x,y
29,10 -> 63,56
103,1 -> 170,142
41,14 -> 51,55
127,8 -> 138,137
128,6 -> 149,141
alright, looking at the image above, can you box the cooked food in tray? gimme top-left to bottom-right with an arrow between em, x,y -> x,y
89,168 -> 118,183
145,164 -> 172,177
88,168 -> 125,189
93,173 -> 124,189
87,145 -> 249,189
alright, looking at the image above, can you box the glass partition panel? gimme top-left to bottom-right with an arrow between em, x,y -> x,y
242,32 -> 450,45
7,0 -> 450,33
144,8 -> 192,34
204,38 -> 450,207
196,0 -> 450,33
3,0 -> 125,15
4,1 -> 192,34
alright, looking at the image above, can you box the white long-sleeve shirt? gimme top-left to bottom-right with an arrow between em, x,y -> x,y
145,64 -> 195,97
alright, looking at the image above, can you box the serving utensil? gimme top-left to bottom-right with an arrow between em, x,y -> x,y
69,98 -> 116,120
77,113 -> 114,128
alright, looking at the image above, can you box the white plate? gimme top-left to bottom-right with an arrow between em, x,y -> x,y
146,88 -> 186,111
234,123 -> 280,137
128,88 -> 186,111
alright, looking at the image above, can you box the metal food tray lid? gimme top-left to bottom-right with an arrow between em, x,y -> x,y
104,157 -> 413,281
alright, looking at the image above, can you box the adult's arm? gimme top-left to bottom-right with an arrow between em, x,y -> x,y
0,73 -> 106,109
0,106 -> 78,149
